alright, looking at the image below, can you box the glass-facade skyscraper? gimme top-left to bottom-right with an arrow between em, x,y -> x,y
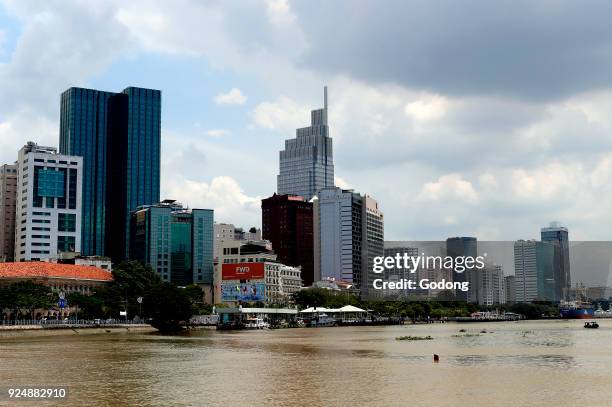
541,222 -> 571,301
130,200 -> 214,286
446,237 -> 477,301
59,86 -> 161,262
277,87 -> 334,201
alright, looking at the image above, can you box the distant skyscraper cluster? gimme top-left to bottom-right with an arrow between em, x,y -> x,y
0,82 -> 579,307
265,87 -> 384,297
0,86 -> 215,292
514,222 -> 571,302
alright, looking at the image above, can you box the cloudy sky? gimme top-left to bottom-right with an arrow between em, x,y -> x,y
1,0 -> 612,241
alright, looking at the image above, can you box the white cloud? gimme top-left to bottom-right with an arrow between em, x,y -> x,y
206,129 -> 231,138
162,175 -> 262,227
265,0 -> 296,25
250,96 -> 309,132
404,94 -> 449,121
214,88 -> 247,105
416,174 -> 479,203
334,176 -> 352,190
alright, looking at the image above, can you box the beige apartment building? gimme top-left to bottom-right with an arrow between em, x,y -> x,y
0,164 -> 17,262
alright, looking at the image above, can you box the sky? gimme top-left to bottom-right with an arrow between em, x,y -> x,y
2,0 -> 612,241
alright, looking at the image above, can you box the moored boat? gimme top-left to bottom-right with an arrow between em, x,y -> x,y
559,301 -> 594,319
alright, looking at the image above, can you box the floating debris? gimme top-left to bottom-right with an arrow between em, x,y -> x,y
395,335 -> 433,341
452,333 -> 481,338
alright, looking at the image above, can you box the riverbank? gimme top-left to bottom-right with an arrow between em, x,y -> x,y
0,324 -> 156,338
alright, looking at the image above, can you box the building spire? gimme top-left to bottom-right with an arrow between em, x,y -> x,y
323,86 -> 328,125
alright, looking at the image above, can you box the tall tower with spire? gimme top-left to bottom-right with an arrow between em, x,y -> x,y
277,87 -> 334,200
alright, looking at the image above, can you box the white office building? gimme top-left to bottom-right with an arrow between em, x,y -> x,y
15,142 -> 82,261
514,240 -> 537,303
477,264 -> 505,306
313,187 -> 383,294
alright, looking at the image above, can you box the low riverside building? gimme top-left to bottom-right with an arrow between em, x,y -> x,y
218,262 -> 302,305
0,262 -> 113,319
215,240 -> 302,305
0,262 -> 112,294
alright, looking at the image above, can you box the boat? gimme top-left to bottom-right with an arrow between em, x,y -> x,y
243,317 -> 269,329
584,321 -> 599,329
559,301 -> 594,319
308,314 -> 337,327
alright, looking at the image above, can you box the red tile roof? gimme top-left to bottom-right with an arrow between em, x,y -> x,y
0,262 -> 113,282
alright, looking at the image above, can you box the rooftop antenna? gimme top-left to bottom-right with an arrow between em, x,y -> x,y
323,86 -> 328,125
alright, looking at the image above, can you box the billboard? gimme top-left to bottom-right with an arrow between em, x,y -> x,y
222,262 -> 265,280
221,283 -> 266,302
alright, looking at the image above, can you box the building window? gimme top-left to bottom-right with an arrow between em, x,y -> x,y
57,236 -> 76,252
58,213 -> 76,232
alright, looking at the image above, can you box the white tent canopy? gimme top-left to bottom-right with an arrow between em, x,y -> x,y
339,305 -> 366,313
299,305 -> 367,314
300,307 -> 331,313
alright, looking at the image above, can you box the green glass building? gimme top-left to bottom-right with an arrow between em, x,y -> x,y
59,86 -> 161,262
130,200 -> 214,286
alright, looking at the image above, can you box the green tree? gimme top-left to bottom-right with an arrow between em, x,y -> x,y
183,285 -> 213,314
144,282 -> 193,332
66,292 -> 105,320
97,261 -> 162,318
6,281 -> 56,319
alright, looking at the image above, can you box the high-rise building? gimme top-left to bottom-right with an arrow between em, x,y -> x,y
382,246 -> 420,298
361,196 -> 384,298
0,164 -> 17,262
504,275 -> 516,304
277,87 -> 334,200
313,187 -> 383,295
15,142 -> 83,261
514,239 -> 556,302
130,200 -> 213,288
446,237 -> 477,301
314,188 -> 362,285
476,264 -> 505,306
541,222 -> 571,300
261,194 -> 314,286
59,86 -> 161,262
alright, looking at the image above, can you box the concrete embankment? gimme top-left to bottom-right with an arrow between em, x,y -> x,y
0,324 -> 157,338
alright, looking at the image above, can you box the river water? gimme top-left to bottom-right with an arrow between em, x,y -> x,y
1,320 -> 611,406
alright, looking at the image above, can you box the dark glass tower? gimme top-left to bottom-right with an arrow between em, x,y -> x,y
60,86 -> 161,262
446,237 -> 477,301
541,222 -> 570,301
261,194 -> 314,286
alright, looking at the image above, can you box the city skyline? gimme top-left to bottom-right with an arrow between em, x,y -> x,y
3,2 -> 612,241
